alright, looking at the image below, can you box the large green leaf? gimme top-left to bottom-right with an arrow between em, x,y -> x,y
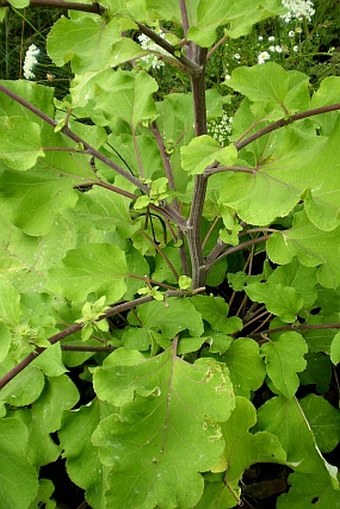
299,394 -> 340,453
0,276 -> 21,325
256,396 -> 337,476
187,0 -> 283,46
47,15 -> 121,73
0,418 -> 38,509
266,258 -> 318,309
222,338 -> 266,398
181,135 -> 237,175
191,295 -> 242,335
0,365 -> 45,407
331,331 -> 340,365
221,397 -> 286,484
92,346 -> 235,508
32,375 -> 79,433
260,332 -> 308,398
71,69 -> 158,129
59,399 -> 113,509
0,116 -> 44,170
267,211 -> 340,289
47,243 -> 128,303
277,471 -> 340,508
227,63 -> 310,115
95,70 -> 158,129
135,297 -> 204,338
13,407 -> 60,469
221,114 -> 340,230
245,281 -> 304,323
0,169 -> 78,236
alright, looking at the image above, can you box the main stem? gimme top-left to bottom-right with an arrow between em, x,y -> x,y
187,46 -> 208,289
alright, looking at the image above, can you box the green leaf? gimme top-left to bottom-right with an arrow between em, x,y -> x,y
0,323 -> 11,362
0,277 -> 21,326
0,365 -> 45,407
59,399 -> 112,509
267,258 -> 318,309
267,211 -> 340,289
92,347 -> 235,508
181,135 -> 237,175
0,116 -> 44,170
299,394 -> 340,453
0,417 -> 38,508
136,298 -> 204,338
277,471 -> 340,509
32,375 -> 79,433
194,480 -> 238,509
227,63 -> 309,115
221,397 -> 286,484
299,353 -> 332,393
13,407 -> 60,468
47,243 -> 128,303
330,331 -> 340,365
261,332 -> 308,398
73,69 -> 158,128
191,295 -> 230,332
223,116 -> 340,231
29,479 -> 56,509
222,338 -> 266,398
32,344 -> 67,377
0,169 -> 78,236
245,281 -> 303,323
8,0 -> 29,6
47,15 -> 122,73
256,396 -> 336,475
187,0 -> 283,47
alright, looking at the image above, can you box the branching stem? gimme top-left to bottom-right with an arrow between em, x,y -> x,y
0,290 -> 201,390
236,103 -> 340,150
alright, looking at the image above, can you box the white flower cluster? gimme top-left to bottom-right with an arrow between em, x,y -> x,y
208,112 -> 233,146
23,44 -> 40,80
281,0 -> 315,23
257,51 -> 271,64
138,32 -> 169,70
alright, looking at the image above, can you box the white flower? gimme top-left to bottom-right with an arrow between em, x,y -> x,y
269,45 -> 276,52
23,44 -> 40,80
293,45 -> 299,52
275,45 -> 283,53
233,53 -> 241,60
224,73 -> 231,81
268,36 -> 275,42
281,0 -> 315,23
208,112 -> 233,146
258,35 -> 264,41
288,30 -> 295,38
257,51 -> 271,65
138,31 -> 169,69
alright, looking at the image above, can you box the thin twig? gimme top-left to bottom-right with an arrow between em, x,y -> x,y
206,235 -> 270,268
0,290 -> 200,390
0,0 -> 104,13
204,165 -> 257,176
151,121 -> 175,190
75,180 -> 139,200
136,22 -> 200,75
61,345 -> 116,352
235,103 -> 340,151
0,84 -> 148,192
207,33 -> 229,60
142,232 -> 179,280
253,322 -> 340,337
